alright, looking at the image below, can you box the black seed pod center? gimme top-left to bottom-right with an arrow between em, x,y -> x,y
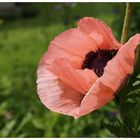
82,49 -> 118,77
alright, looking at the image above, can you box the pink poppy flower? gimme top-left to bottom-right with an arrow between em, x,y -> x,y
37,17 -> 140,118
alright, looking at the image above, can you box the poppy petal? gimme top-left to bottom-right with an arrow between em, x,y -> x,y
78,17 -> 121,49
75,80 -> 114,118
101,33 -> 140,91
37,65 -> 84,117
41,28 -> 98,69
47,58 -> 98,94
75,34 -> 140,118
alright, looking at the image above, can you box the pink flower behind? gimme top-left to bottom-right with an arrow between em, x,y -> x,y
37,17 -> 140,118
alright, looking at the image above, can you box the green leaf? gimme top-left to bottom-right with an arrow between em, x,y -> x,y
32,118 -> 44,130
136,74 -> 140,79
1,119 -> 16,137
132,80 -> 140,86
0,102 -> 8,116
104,121 -> 122,137
14,112 -> 32,134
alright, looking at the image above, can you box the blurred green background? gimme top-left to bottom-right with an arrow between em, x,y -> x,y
0,2 -> 140,137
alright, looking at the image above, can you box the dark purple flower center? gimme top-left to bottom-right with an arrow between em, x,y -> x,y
82,49 -> 118,77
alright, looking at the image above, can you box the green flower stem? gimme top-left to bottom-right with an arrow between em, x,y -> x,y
121,3 -> 133,44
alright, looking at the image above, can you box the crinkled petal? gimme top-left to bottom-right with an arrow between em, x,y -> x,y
75,34 -> 140,118
75,81 -> 114,118
78,17 -> 121,49
101,34 -> 140,91
40,28 -> 98,69
47,58 -> 98,94
37,65 -> 84,117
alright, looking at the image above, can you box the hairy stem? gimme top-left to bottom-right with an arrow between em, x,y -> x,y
121,3 -> 133,44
